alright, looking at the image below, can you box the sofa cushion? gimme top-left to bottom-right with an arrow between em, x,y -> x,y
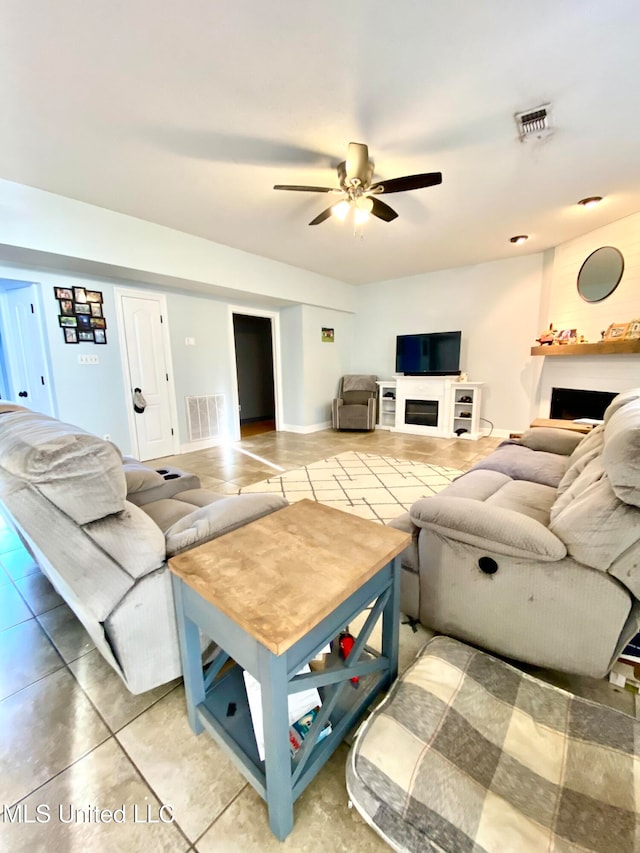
556,424 -> 605,498
341,390 -> 374,405
337,404 -> 372,429
0,410 -> 125,524
84,501 -> 166,581
550,457 -> 640,571
470,442 -> 569,488
602,399 -> 640,508
485,480 -> 557,526
164,493 -> 288,556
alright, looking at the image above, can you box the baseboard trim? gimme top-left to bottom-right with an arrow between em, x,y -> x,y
489,428 -> 513,439
279,421 -> 331,434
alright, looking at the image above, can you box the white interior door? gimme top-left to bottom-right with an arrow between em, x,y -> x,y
119,292 -> 175,460
1,283 -> 55,415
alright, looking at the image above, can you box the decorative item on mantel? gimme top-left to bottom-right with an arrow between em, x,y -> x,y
602,320 -> 640,342
535,324 -> 587,346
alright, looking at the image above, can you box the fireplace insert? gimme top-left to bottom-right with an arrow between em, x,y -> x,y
550,387 -> 616,421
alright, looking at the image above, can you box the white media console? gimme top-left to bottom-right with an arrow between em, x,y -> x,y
376,377 -> 484,440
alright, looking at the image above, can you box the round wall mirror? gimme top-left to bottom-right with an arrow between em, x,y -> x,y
577,246 -> 624,303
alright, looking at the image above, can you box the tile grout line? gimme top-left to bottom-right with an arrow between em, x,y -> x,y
189,782 -> 250,849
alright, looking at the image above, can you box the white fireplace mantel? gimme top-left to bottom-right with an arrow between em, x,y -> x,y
393,376 -> 484,439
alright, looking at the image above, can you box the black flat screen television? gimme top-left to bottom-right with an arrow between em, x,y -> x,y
396,331 -> 462,376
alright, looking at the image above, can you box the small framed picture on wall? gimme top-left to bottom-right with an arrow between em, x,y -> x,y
64,328 -> 78,344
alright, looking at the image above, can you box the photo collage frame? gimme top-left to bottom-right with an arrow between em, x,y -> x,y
55,287 -> 107,345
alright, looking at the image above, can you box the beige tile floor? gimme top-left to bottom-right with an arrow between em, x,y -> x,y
0,428 -> 634,851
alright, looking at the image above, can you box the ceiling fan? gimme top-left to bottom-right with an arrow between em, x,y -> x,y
273,142 -> 442,225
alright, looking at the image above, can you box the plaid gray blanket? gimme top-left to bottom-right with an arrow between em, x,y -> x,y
347,636 -> 640,852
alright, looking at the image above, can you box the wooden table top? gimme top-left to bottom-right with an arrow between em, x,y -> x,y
529,418 -> 594,434
168,499 -> 410,656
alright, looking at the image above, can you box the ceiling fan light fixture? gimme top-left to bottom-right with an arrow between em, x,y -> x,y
331,200 -> 351,221
509,235 -> 528,245
354,207 -> 370,225
356,196 -> 373,213
577,196 -> 603,208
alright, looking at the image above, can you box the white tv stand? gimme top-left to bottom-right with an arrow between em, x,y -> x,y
376,377 -> 484,440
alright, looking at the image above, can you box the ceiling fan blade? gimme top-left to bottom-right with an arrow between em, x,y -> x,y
345,142 -> 370,183
370,197 -> 398,222
370,172 -> 443,194
308,205 -> 336,226
273,184 -> 336,193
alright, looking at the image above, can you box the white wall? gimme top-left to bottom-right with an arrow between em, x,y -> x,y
0,265 -> 133,449
534,211 -> 640,416
0,180 -> 356,313
279,304 -> 353,430
352,254 -> 544,436
0,260 -> 354,453
301,306 -> 353,427
280,305 -> 304,427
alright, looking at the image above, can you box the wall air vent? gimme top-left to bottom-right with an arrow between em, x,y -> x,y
515,103 -> 552,141
186,394 -> 225,441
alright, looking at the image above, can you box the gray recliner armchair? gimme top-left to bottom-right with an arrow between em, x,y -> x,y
389,388 -> 640,678
332,374 -> 378,431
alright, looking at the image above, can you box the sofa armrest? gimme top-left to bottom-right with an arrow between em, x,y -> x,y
410,497 -> 567,561
165,493 -> 288,556
517,427 -> 584,455
367,396 -> 377,429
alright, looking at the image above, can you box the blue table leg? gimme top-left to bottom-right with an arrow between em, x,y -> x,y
171,575 -> 205,735
258,644 -> 294,841
381,556 -> 401,684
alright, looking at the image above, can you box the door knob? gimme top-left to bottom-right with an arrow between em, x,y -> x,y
18,391 -> 28,398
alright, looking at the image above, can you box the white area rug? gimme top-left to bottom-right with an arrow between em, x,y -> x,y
240,451 -> 464,523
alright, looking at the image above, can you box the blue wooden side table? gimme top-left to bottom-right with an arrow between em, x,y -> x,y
168,499 -> 410,841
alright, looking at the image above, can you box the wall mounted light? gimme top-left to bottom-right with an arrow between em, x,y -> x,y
509,235 -> 529,244
577,196 -> 603,208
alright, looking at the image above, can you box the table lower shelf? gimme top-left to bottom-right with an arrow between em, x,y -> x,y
196,649 -> 388,802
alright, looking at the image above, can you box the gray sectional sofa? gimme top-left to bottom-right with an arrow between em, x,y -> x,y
391,388 -> 640,677
0,404 -> 287,693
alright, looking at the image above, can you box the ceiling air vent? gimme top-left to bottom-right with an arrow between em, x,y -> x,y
515,104 -> 552,141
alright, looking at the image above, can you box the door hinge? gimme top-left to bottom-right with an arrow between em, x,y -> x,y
166,373 -> 169,381
41,376 -> 45,385
160,315 -> 163,324
30,303 -> 34,313
171,428 -> 174,435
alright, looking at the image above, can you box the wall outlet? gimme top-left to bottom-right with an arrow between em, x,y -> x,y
185,337 -> 196,346
78,354 -> 99,365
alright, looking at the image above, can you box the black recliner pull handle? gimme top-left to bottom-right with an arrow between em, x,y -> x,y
478,557 -> 498,575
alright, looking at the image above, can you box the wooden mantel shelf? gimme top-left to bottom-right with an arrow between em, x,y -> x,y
531,340 -> 640,357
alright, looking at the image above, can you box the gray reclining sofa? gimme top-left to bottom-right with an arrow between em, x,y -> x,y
0,404 -> 287,693
391,388 -> 640,677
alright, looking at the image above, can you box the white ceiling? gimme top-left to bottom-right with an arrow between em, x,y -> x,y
2,1 -> 640,285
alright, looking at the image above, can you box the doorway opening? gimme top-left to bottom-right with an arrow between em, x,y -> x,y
232,313 -> 276,438
0,279 -> 55,416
